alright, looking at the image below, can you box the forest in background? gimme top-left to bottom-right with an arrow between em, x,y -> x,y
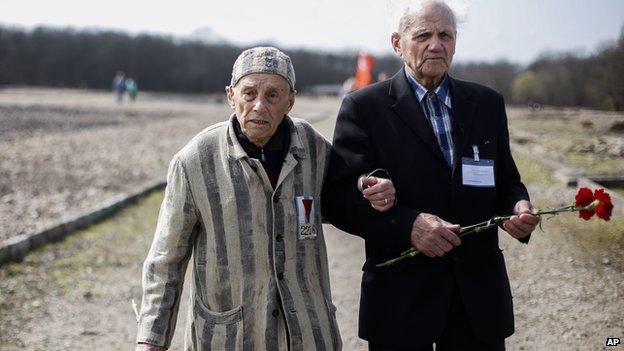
0,25 -> 622,110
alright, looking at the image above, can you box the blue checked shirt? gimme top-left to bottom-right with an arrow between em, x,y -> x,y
405,72 -> 455,167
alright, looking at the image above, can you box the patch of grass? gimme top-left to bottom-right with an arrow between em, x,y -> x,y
562,153 -> 624,175
508,108 -> 624,177
536,205 -> 624,266
514,150 -> 624,269
506,108 -> 624,261
514,154 -> 558,186
513,154 -> 624,262
0,191 -> 164,309
610,187 -> 624,197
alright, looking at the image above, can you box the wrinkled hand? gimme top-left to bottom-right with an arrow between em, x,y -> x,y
135,343 -> 166,351
503,200 -> 540,239
362,176 -> 396,212
410,213 -> 461,257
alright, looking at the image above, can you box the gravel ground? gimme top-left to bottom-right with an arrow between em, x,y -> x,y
0,88 -> 622,350
0,88 -> 336,243
0,89 -> 225,243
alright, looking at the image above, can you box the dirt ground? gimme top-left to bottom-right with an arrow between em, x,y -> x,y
0,88 -> 335,243
0,88 -> 622,350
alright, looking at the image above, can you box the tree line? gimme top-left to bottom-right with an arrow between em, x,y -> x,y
0,26 -> 401,94
1,25 -> 622,110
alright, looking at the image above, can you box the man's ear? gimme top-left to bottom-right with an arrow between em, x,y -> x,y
287,90 -> 296,112
225,85 -> 236,109
391,32 -> 402,56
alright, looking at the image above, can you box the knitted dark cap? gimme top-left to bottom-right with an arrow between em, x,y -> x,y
230,46 -> 295,90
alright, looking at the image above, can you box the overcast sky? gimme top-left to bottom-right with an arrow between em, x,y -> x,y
2,0 -> 623,64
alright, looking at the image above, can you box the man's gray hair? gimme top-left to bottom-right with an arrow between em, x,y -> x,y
398,0 -> 457,34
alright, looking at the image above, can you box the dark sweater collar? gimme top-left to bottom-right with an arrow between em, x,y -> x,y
233,117 -> 290,156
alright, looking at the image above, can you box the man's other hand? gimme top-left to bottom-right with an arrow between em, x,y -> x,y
503,200 -> 539,239
362,176 -> 396,212
410,213 -> 461,257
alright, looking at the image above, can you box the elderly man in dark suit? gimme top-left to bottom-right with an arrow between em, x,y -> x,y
321,1 -> 539,350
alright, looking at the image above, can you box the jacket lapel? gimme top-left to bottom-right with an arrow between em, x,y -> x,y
448,77 -> 477,172
275,117 -> 306,191
389,68 -> 447,165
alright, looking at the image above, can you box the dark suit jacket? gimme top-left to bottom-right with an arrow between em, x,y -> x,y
321,68 -> 530,346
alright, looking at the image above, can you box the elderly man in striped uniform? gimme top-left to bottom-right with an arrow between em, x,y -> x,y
135,47 -> 396,351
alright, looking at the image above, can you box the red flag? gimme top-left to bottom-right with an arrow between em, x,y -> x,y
354,51 -> 375,89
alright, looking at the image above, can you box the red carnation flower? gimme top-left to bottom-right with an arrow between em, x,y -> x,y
575,187 -> 594,206
378,187 -> 615,267
575,187 -> 595,220
594,188 -> 614,221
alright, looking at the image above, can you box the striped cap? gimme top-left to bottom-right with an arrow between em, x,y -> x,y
230,46 -> 296,90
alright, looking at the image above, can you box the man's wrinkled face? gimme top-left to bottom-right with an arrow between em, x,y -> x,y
392,6 -> 456,87
226,73 -> 295,147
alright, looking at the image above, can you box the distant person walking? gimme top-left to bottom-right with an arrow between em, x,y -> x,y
125,78 -> 138,101
112,71 -> 126,103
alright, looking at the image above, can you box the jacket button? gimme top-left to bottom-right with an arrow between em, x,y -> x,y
277,272 -> 284,280
272,309 -> 279,317
273,196 -> 280,203
276,235 -> 283,242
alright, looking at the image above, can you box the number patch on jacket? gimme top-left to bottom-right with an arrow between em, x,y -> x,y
295,196 -> 317,240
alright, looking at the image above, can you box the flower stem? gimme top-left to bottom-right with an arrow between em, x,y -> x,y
375,248 -> 419,267
375,205 -> 585,267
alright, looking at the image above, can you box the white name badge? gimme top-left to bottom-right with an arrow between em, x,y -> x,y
461,157 -> 495,187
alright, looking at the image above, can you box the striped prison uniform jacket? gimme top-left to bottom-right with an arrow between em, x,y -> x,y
137,115 -> 342,351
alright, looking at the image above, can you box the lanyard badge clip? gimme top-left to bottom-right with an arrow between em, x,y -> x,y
472,145 -> 480,162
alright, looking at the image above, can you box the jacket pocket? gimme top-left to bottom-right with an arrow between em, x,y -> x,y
193,299 -> 243,351
325,299 -> 343,350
